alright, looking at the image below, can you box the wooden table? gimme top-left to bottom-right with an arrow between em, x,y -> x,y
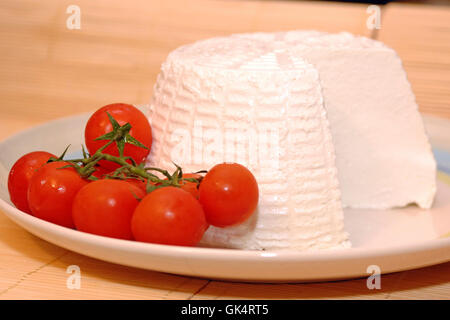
0,0 -> 449,299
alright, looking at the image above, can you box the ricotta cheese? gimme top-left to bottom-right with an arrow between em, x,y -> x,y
147,35 -> 350,250
146,31 -> 437,250
237,31 -> 436,209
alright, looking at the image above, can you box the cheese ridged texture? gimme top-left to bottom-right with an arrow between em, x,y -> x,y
147,34 -> 351,250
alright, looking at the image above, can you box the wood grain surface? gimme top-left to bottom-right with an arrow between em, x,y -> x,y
0,0 -> 449,300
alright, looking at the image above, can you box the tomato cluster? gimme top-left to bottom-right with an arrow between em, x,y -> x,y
7,103 -> 259,247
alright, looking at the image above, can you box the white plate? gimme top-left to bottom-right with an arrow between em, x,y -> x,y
0,113 -> 449,282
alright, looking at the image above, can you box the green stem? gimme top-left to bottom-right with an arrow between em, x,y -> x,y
60,114 -> 204,192
100,154 -> 182,186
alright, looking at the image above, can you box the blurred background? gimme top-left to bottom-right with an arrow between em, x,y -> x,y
0,0 -> 449,140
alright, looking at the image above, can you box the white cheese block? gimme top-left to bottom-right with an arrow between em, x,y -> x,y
147,35 -> 350,250
146,31 -> 437,250
236,31 -> 437,209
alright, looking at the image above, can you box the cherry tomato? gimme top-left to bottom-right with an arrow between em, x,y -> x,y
84,103 -> 152,170
163,173 -> 201,199
199,163 -> 259,227
90,165 -> 111,179
131,187 -> 208,246
124,178 -> 148,193
72,179 -> 145,240
27,161 -> 88,228
8,151 -> 56,214
179,173 -> 202,199
126,177 -> 165,194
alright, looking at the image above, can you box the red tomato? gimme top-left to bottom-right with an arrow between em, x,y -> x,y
124,178 -> 148,193
163,173 -> 201,199
127,177 -> 165,194
179,173 -> 202,199
72,179 -> 145,240
90,165 -> 111,179
199,163 -> 259,227
131,187 -> 208,246
28,161 -> 88,228
84,103 -> 152,170
8,151 -> 55,214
